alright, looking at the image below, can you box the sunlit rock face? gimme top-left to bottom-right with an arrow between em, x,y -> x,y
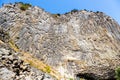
0,3 -> 120,79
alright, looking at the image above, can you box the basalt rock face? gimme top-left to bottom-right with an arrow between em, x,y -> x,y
0,3 -> 120,80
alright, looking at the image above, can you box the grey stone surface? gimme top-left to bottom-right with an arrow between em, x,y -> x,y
0,3 -> 120,80
0,68 -> 15,80
0,41 -> 55,80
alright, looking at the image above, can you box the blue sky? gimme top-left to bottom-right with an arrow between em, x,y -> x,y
0,0 -> 120,24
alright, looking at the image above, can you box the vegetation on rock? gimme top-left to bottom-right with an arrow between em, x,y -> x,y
71,9 -> 78,12
19,2 -> 31,11
116,67 -> 120,80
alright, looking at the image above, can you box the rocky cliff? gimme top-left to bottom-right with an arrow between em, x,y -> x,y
0,3 -> 120,80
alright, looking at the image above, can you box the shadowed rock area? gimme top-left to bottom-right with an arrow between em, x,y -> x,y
0,3 -> 120,80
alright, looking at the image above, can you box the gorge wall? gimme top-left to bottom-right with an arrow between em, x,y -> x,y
0,3 -> 120,80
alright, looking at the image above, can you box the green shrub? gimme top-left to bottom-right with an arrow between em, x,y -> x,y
115,67 -> 120,80
56,13 -> 60,16
20,3 -> 31,11
71,9 -> 78,13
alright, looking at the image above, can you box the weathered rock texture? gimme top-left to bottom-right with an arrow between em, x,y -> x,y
0,3 -> 120,80
0,40 -> 55,80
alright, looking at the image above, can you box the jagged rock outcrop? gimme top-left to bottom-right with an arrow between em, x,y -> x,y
0,41 -> 55,80
0,3 -> 120,80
